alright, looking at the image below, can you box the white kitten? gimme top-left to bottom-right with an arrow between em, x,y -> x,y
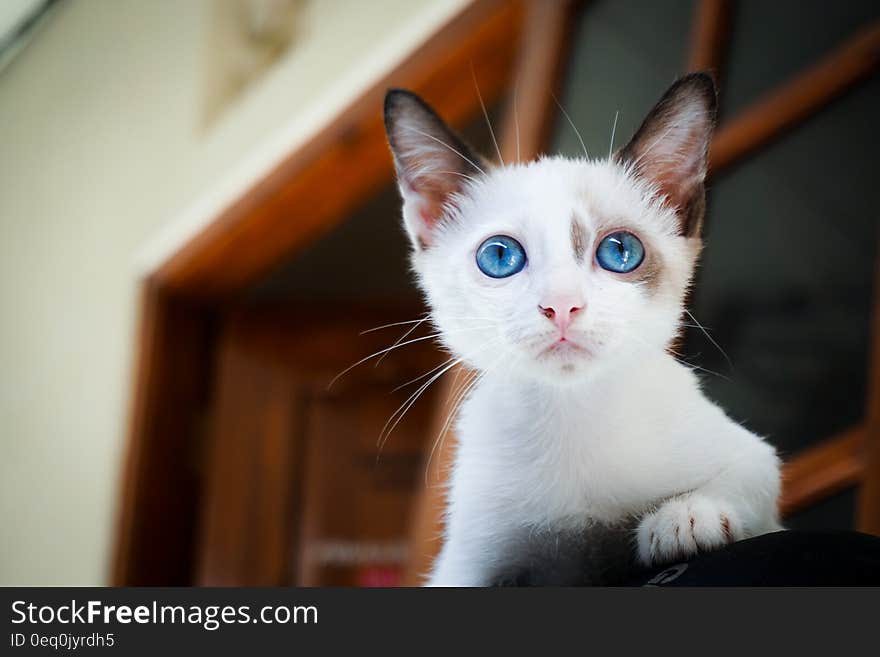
384,73 -> 781,586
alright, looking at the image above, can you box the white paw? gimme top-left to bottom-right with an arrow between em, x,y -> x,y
637,495 -> 742,566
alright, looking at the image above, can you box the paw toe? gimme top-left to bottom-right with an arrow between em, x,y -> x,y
637,496 -> 743,566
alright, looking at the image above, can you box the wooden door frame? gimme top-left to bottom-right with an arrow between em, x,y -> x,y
112,0 -> 526,585
194,304 -> 440,585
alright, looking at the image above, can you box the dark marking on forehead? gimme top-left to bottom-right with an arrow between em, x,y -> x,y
570,216 -> 586,263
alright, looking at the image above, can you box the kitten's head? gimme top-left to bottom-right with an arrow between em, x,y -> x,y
384,74 -> 716,384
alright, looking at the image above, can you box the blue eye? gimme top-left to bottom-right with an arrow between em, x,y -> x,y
596,231 -> 645,273
476,235 -> 527,278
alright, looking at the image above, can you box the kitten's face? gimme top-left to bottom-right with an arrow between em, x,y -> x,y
385,75 -> 716,385
413,159 -> 698,382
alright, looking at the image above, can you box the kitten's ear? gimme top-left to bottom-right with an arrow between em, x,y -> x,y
616,73 -> 717,236
384,89 -> 485,249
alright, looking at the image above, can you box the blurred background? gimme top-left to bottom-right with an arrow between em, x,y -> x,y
0,0 -> 878,586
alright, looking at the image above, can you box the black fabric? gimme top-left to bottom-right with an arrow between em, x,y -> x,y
629,530 -> 880,586
499,530 -> 880,586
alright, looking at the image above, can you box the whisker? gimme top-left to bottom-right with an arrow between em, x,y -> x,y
631,122 -> 677,170
443,365 -> 475,411
684,309 -> 732,369
670,355 -> 731,381
378,358 -> 461,454
361,315 -> 495,336
617,325 -> 730,382
400,127 -> 487,176
472,63 -> 504,166
608,110 -> 619,159
378,334 -> 505,468
393,355 -> 459,392
425,369 -> 481,486
441,359 -> 470,411
375,318 -> 424,368
552,92 -> 588,159
436,170 -> 482,185
437,368 -> 480,435
399,330 -> 503,397
329,325 -> 497,389
425,349 -> 506,486
359,316 -> 428,335
513,77 -> 521,163
327,333 -> 446,390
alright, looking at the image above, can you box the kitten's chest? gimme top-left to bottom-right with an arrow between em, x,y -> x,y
458,386 -> 657,523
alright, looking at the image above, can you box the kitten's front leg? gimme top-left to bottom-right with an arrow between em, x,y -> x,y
636,431 -> 781,567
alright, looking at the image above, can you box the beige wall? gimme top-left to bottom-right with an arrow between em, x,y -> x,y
0,0 -> 466,585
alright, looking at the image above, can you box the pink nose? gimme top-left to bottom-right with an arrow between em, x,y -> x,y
538,301 -> 584,333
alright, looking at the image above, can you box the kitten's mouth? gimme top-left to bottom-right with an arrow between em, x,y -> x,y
540,337 -> 590,358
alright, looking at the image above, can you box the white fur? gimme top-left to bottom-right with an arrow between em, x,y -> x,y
398,154 -> 781,586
